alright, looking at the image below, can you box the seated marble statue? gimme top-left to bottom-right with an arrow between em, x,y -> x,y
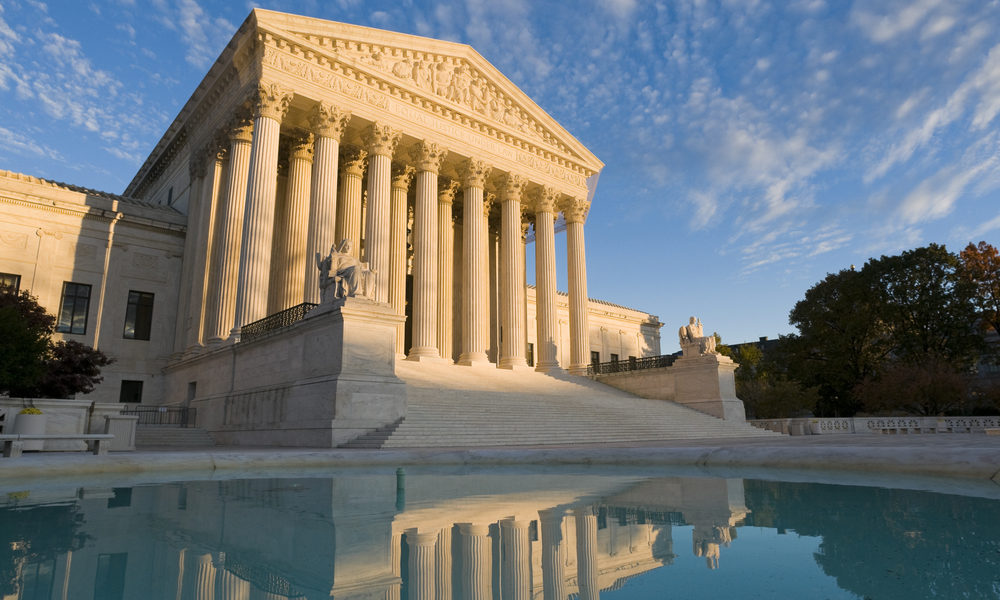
316,239 -> 375,301
678,316 -> 717,356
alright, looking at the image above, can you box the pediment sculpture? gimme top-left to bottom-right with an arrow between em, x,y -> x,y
678,316 -> 717,357
316,239 -> 375,301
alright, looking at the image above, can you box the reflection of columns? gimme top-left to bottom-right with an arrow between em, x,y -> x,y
533,188 -> 560,371
574,508 -> 599,600
363,123 -> 401,304
498,174 -> 528,369
190,553 -> 217,600
272,131 -> 313,312
436,526 -> 453,600
233,83 -> 291,333
436,180 -> 460,361
304,102 -> 349,304
458,159 -> 492,366
406,530 -> 438,600
215,568 -> 250,600
458,523 -> 493,600
499,519 -> 531,600
408,141 -> 448,361
389,164 -> 414,355
335,146 -> 367,258
539,510 -> 566,600
207,120 -> 253,342
562,198 -> 591,374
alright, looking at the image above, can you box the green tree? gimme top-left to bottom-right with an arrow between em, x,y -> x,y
0,290 -> 55,396
730,342 -> 819,418
0,288 -> 112,398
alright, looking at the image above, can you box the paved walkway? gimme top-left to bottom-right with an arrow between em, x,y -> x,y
2,435 -> 999,491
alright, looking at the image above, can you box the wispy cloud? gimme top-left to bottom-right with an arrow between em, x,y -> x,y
151,0 -> 235,68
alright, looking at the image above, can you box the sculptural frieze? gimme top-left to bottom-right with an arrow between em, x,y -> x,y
679,316 -> 718,357
317,239 -> 375,301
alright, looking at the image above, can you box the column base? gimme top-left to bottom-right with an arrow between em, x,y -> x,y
457,352 -> 493,368
568,364 -> 589,376
498,358 -> 532,371
534,362 -> 563,374
406,350 -> 451,364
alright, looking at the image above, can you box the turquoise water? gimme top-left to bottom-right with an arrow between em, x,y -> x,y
1,467 -> 998,599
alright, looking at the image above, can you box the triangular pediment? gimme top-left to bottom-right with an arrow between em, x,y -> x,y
252,10 -> 603,175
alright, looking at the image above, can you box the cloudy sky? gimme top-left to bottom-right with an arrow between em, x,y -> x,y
2,0 -> 999,350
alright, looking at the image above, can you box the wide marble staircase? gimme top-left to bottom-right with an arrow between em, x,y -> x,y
340,361 -> 781,448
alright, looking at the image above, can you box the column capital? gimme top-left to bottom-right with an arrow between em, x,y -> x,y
228,118 -> 254,143
438,179 -> 461,204
560,197 -> 590,224
532,186 -> 560,214
289,131 -> 315,162
483,192 -> 496,218
340,146 -> 368,177
412,140 -> 449,174
188,145 -> 209,180
498,173 -> 527,203
364,122 -> 401,157
309,101 -> 351,140
391,163 -> 416,190
461,158 -> 491,189
250,81 -> 292,121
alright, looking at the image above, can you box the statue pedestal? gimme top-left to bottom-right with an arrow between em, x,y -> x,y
671,353 -> 746,422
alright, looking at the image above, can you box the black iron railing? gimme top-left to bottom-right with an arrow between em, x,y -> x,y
587,354 -> 677,376
239,302 -> 317,343
121,406 -> 197,427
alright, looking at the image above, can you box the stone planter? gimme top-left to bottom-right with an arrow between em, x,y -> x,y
13,413 -> 47,450
809,421 -> 822,435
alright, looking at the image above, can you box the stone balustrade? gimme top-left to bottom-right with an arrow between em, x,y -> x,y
749,416 -> 1000,435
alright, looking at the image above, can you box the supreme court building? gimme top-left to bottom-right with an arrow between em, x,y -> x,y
0,10 -> 661,414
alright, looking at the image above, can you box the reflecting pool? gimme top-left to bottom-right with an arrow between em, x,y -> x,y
1,467 -> 998,599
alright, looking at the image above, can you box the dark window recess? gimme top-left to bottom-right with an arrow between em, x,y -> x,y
590,350 -> 601,365
610,353 -> 619,363
119,380 -> 143,404
107,487 -> 132,508
0,272 -> 21,292
123,291 -> 154,340
20,559 -> 55,600
526,343 -> 534,367
56,282 -> 91,334
94,553 -> 128,600
166,187 -> 173,206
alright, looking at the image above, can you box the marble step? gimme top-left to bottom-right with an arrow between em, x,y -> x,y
135,426 -> 216,447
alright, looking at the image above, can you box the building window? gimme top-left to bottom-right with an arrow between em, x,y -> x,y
94,553 -> 128,600
107,487 -> 132,508
591,350 -> 601,364
19,559 -> 55,600
123,291 -> 154,340
527,343 -> 534,367
610,353 -> 619,363
55,282 -> 91,334
0,272 -> 20,292
119,380 -> 143,403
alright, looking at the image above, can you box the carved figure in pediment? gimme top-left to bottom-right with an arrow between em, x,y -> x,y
452,65 -> 472,104
392,58 -> 413,79
414,59 -> 433,90
316,239 -> 375,301
469,77 -> 487,113
434,61 -> 453,97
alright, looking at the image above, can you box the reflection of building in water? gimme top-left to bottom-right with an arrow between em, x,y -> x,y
0,473 -> 748,599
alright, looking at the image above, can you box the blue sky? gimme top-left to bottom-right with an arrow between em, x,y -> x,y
2,0 -> 999,350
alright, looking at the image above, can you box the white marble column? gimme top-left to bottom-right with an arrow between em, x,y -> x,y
407,141 -> 448,361
436,526 -> 453,600
406,530 -> 438,600
437,180 -> 460,362
304,102 -> 350,304
498,174 -> 529,369
188,146 -> 225,350
574,508 -> 599,600
206,119 -> 253,343
174,147 -> 208,354
540,510 -> 567,600
499,519 -> 531,600
458,523 -> 492,600
335,146 -> 367,259
272,131 -> 313,312
232,82 -> 291,335
215,568 -> 250,600
459,159 -> 492,366
389,163 -> 414,356
485,197 -> 498,363
363,122 -> 401,304
533,187 -> 561,372
562,198 -> 591,374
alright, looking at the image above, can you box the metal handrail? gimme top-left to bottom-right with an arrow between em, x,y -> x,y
587,354 -> 677,376
120,406 -> 197,427
239,302 -> 317,343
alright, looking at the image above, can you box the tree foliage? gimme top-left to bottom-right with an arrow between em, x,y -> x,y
781,243 -> 989,417
0,288 -> 112,398
727,341 -> 819,418
958,240 -> 1000,335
